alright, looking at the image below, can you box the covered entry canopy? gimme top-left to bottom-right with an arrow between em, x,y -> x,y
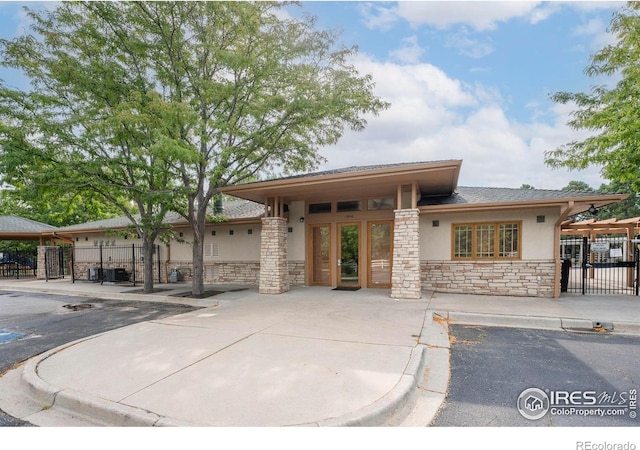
219,160 -> 462,204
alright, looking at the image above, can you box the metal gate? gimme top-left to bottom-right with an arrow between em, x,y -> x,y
0,249 -> 37,279
44,246 -> 73,280
562,236 -> 639,295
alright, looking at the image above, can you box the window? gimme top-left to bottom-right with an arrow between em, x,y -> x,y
309,202 -> 332,214
337,200 -> 361,212
452,222 -> 521,260
454,225 -> 472,258
367,197 -> 394,210
204,243 -> 219,258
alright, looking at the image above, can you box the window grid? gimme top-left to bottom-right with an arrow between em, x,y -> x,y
454,225 -> 472,258
476,224 -> 495,258
452,222 -> 521,260
499,223 -> 519,258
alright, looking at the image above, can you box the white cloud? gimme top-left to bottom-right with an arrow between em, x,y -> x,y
573,16 -> 617,51
358,2 -> 401,31
446,29 -> 494,58
394,1 -> 542,31
318,54 -> 604,190
389,35 -> 425,64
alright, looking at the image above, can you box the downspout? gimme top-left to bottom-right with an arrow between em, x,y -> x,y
554,201 -> 575,298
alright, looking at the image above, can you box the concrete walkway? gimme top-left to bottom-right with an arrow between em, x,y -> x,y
1,278 -> 639,427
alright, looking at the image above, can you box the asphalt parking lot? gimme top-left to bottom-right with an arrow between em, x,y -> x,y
0,290 -> 200,426
432,325 -> 640,427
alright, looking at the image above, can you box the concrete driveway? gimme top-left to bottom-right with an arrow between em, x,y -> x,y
1,287 -> 431,426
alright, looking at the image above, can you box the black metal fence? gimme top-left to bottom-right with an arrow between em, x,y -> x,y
561,236 -> 639,296
0,249 -> 37,279
71,244 -> 162,286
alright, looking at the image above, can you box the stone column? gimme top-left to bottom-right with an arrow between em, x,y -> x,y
391,209 -> 422,299
259,217 -> 290,294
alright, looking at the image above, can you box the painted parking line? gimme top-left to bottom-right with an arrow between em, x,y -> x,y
0,331 -> 23,344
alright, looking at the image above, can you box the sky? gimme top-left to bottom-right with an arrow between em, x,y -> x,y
0,1 -> 626,190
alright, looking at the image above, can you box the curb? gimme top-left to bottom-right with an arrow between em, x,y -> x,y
0,283 -> 216,307
315,344 -> 427,427
21,337 -> 429,427
432,311 -> 640,336
20,334 -> 203,427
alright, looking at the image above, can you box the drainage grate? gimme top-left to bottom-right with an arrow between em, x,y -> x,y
63,303 -> 94,311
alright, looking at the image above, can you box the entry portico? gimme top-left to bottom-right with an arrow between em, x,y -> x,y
221,160 -> 463,298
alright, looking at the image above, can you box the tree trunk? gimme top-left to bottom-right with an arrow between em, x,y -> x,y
192,217 -> 206,296
142,236 -> 156,293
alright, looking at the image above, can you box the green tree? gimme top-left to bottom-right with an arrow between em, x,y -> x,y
0,185 -> 121,228
562,180 -> 594,192
519,184 -> 535,190
598,181 -> 640,219
124,2 -> 388,295
545,2 -> 640,192
0,2 -> 184,292
0,2 -> 388,295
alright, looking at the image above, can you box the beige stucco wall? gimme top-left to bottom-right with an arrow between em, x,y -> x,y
287,201 -> 306,261
169,224 -> 261,262
419,206 -> 560,261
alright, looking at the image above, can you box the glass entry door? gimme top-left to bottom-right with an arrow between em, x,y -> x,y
310,224 -> 331,285
368,221 -> 393,288
338,223 -> 360,287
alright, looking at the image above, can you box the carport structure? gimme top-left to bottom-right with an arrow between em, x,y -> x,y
560,217 -> 640,295
0,216 -> 69,280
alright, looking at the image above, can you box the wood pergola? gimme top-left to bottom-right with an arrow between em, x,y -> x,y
561,217 -> 640,290
561,217 -> 640,239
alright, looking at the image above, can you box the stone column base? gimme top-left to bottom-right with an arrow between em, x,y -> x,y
391,209 -> 422,299
259,217 -> 290,294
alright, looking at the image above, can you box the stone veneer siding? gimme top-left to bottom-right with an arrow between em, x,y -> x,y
157,260 -> 306,286
259,217 -> 290,294
421,260 -> 556,298
391,209 -> 422,299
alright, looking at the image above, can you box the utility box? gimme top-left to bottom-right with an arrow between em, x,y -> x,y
169,269 -> 183,283
88,267 -> 102,282
106,268 -> 128,282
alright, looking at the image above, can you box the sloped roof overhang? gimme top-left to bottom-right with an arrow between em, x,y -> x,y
219,160 -> 463,204
419,194 -> 628,215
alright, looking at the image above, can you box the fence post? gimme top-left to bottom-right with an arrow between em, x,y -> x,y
132,244 -> 136,287
100,244 -> 104,285
71,246 -> 76,283
157,245 -> 161,284
582,237 -> 588,295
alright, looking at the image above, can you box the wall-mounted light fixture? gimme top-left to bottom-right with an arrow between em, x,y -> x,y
588,204 -> 599,216
299,217 -> 305,223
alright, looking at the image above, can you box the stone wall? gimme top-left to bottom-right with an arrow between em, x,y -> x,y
391,209 -> 422,299
259,217 -> 290,294
162,260 -> 306,287
421,260 -> 556,298
288,261 -> 306,286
